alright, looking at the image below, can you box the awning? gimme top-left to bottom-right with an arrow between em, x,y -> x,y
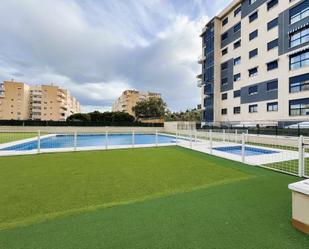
288,45 -> 309,56
288,21 -> 309,34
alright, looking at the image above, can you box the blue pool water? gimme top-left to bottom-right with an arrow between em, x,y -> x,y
214,146 -> 278,156
1,134 -> 176,151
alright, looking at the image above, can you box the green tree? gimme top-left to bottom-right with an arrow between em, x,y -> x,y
133,97 -> 166,119
66,113 -> 90,122
165,109 -> 201,122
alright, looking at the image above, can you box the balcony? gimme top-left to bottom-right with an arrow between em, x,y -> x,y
198,55 -> 206,64
200,26 -> 207,37
196,73 -> 202,79
197,79 -> 203,88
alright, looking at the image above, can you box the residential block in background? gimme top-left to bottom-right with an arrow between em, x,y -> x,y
199,0 -> 309,127
112,90 -> 161,117
0,80 -> 81,121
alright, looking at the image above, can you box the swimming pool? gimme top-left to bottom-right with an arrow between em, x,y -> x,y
0,134 -> 176,151
214,146 -> 279,156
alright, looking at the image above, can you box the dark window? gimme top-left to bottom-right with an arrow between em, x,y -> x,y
221,32 -> 228,41
221,62 -> 228,70
221,108 -> 228,115
290,1 -> 309,25
290,27 -> 309,48
234,90 -> 241,98
267,0 -> 278,11
234,106 -> 241,114
267,102 -> 278,112
222,48 -> 228,56
267,60 -> 278,71
221,78 -> 228,85
249,48 -> 258,59
289,73 -> 309,93
249,0 -> 258,4
234,40 -> 241,49
249,11 -> 258,23
222,17 -> 228,26
234,22 -> 241,33
289,98 -> 309,116
267,18 -> 278,30
267,80 -> 278,91
249,85 -> 258,95
222,93 -> 228,100
234,6 -> 241,17
249,29 -> 258,40
234,56 -> 241,65
290,49 -> 309,70
249,104 -> 258,113
267,38 -> 278,50
249,67 -> 258,77
234,73 -> 241,82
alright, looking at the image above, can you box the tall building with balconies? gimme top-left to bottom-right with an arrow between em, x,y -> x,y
112,90 -> 161,117
199,0 -> 309,127
0,80 -> 81,121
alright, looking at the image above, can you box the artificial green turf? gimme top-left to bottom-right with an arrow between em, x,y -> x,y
0,147 -> 308,249
0,132 -> 38,144
0,147 -> 250,230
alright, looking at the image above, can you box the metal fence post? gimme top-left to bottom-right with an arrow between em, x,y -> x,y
190,129 -> 192,149
132,130 -> 135,148
175,130 -> 178,145
235,130 -> 238,143
37,130 -> 41,154
194,129 -> 197,143
105,131 -> 108,150
223,129 -> 226,143
241,133 -> 245,163
155,129 -> 158,147
298,135 -> 304,177
210,130 -> 213,154
74,131 -> 77,151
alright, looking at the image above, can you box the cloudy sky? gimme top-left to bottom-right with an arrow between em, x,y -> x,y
0,0 -> 231,112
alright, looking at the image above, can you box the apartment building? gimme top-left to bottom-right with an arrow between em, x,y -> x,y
0,81 -> 81,121
198,0 -> 309,127
112,90 -> 161,117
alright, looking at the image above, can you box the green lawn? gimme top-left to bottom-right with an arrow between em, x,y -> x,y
0,132 -> 38,144
0,147 -> 308,249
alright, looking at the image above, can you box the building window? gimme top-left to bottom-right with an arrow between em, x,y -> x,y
221,32 -> 228,41
249,104 -> 258,113
222,93 -> 228,100
249,11 -> 258,23
222,17 -> 228,26
249,29 -> 258,41
289,73 -> 309,93
221,78 -> 228,85
289,98 -> 309,116
267,80 -> 278,91
234,90 -> 241,98
234,56 -> 241,65
222,48 -> 228,56
267,0 -> 278,11
249,48 -> 258,59
267,60 -> 278,71
249,0 -> 258,4
234,6 -> 241,17
221,108 -> 228,115
248,85 -> 258,95
234,106 -> 241,114
221,62 -> 228,70
234,40 -> 241,49
267,38 -> 278,50
267,102 -> 278,112
234,22 -> 241,33
267,18 -> 278,30
249,67 -> 258,77
290,2 -> 309,25
234,73 -> 241,82
290,49 -> 309,70
290,27 -> 309,48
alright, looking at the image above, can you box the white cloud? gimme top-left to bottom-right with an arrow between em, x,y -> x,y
0,0 -> 230,112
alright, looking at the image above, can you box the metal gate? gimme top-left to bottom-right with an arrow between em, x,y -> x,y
304,142 -> 309,178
